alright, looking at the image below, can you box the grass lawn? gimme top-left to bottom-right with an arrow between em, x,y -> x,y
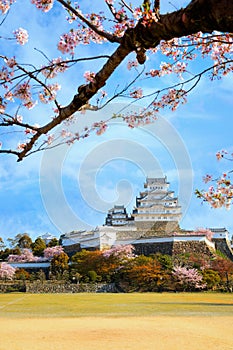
0,292 -> 232,349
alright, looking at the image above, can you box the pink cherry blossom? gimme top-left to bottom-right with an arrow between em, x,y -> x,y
0,0 -> 15,14
83,71 -> 96,83
31,0 -> 53,12
173,265 -> 206,290
0,262 -> 16,280
130,88 -> 143,99
13,28 -> 29,45
127,60 -> 138,70
43,246 -> 64,260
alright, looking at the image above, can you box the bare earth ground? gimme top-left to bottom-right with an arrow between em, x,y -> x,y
0,293 -> 232,350
1,316 -> 232,350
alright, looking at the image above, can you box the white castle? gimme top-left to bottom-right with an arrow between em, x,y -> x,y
133,177 -> 182,223
61,176 -> 183,251
60,176 -> 233,259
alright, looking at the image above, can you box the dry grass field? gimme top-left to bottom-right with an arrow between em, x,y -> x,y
0,293 -> 232,350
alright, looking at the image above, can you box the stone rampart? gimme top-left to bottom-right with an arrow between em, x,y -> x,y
213,238 -> 233,260
25,281 -> 117,293
132,237 -> 215,258
133,241 -> 173,256
172,240 -> 215,258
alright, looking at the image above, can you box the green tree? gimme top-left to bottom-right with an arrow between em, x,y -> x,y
211,257 -> 233,292
119,256 -> 165,292
87,270 -> 98,282
47,238 -> 59,247
14,268 -> 30,281
7,233 -> 32,249
201,269 -> 221,290
50,252 -> 69,279
31,237 -> 47,256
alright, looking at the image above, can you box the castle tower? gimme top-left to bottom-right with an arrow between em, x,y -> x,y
132,177 -> 182,230
105,205 -> 129,226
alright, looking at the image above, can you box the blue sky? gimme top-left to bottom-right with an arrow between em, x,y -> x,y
0,0 -> 233,243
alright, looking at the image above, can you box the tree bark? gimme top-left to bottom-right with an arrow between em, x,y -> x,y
133,0 -> 233,49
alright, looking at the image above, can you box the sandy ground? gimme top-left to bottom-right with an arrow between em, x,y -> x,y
0,316 -> 232,350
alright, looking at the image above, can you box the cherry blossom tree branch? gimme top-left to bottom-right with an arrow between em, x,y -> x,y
0,0 -> 233,161
57,0 -> 121,43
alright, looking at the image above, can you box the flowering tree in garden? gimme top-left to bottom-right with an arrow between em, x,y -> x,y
0,261 -> 16,280
102,244 -> 135,261
0,0 -> 233,208
43,245 -> 64,260
172,265 -> 206,291
7,248 -> 39,262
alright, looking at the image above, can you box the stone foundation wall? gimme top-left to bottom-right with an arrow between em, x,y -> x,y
133,241 -> 173,256
0,282 -> 26,293
26,281 -> 117,293
213,238 -> 233,260
132,239 -> 215,258
172,241 -> 215,258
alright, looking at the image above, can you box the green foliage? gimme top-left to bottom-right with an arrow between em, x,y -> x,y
7,233 -> 32,249
154,253 -> 173,271
201,269 -> 221,290
215,250 -> 228,259
50,252 -> 69,279
0,247 -> 21,261
87,270 -> 98,282
31,237 -> 46,256
47,238 -> 59,247
14,268 -> 31,281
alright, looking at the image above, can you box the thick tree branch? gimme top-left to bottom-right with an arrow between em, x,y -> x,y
134,0 -> 233,50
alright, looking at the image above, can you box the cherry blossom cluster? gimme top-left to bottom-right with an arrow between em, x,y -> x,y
0,0 -> 15,14
153,88 -> 187,112
123,110 -> 157,128
129,87 -> 143,99
83,71 -> 96,83
13,27 -> 29,45
43,245 -> 64,259
133,6 -> 158,27
216,149 -> 230,160
8,248 -> 40,262
11,81 -> 37,109
58,25 -> 105,55
191,228 -> 214,241
38,83 -> 61,103
188,32 -> 233,78
31,0 -> 54,12
196,173 -> 233,209
102,244 -> 135,260
197,150 -> 233,209
92,121 -> 108,135
206,175 -> 232,209
0,262 -> 16,280
172,266 -> 206,289
11,82 -> 37,109
127,60 -> 138,70
41,58 -> 68,79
